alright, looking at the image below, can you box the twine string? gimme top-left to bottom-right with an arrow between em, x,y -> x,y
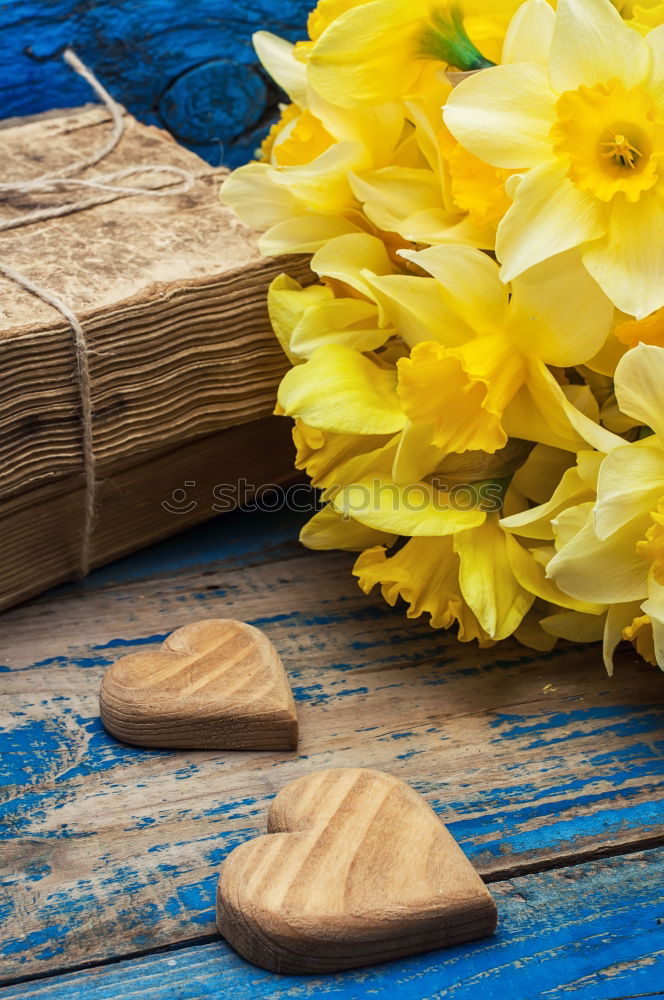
0,48 -> 196,577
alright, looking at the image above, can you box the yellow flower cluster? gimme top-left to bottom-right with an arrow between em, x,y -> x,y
222,0 -> 664,672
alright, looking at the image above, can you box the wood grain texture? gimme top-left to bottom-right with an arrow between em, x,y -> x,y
0,1 -> 315,166
1,506 -> 663,981
2,848 -> 663,998
217,767 -> 496,973
0,417 -> 298,612
100,619 -> 298,750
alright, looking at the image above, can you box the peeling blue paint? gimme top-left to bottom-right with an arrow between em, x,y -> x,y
92,634 -> 169,650
490,705 -> 664,749
1,924 -> 70,958
292,684 -> 325,701
0,718 -> 65,788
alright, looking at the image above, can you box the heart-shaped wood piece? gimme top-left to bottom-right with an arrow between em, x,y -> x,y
216,767 -> 497,973
99,619 -> 298,750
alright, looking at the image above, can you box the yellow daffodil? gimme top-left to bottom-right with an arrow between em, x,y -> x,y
306,0 -> 525,107
514,344 -> 664,670
346,97 -> 511,249
444,0 -> 664,318
332,478 -> 533,641
275,235 -> 617,489
341,1 -> 552,253
267,273 -> 391,364
353,535 -> 493,643
367,243 -> 616,468
223,5 -> 542,258
220,32 -> 404,254
340,472 -> 596,641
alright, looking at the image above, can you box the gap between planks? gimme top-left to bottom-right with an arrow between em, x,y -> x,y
1,847 -> 663,999
1,836 -> 663,992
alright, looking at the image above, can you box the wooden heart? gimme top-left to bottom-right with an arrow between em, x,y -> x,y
216,767 -> 497,973
99,619 -> 298,750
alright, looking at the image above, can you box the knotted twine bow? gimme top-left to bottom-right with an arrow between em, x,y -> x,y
0,50 -> 196,577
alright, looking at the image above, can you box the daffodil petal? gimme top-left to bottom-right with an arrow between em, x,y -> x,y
253,32 -> 308,106
647,24 -> 664,109
349,168 -> 444,235
352,536 -> 489,641
391,420 -> 445,485
514,612 -> 559,652
331,479 -> 486,535
399,244 -> 509,335
613,342 -> 664,440
277,344 -> 405,434
309,93 -> 405,160
362,273 -> 474,348
501,0 -> 556,65
541,609 -> 607,643
291,299 -> 391,357
399,210 -> 497,251
454,517 -> 535,640
506,532 -> 603,612
397,336 -> 522,455
508,251 -> 614,366
497,160 -> 607,284
582,194 -> 664,320
268,275 -> 334,363
308,0 -> 424,107
501,464 -> 593,539
443,63 -> 556,169
594,443 -> 664,539
300,505 -> 395,551
511,443 -> 576,505
602,602 -> 642,675
404,98 -> 447,175
576,449 -> 604,490
327,435 -> 400,488
293,422 -> 395,489
266,142 -> 362,215
549,0 -> 650,93
311,233 -> 394,294
548,507 -> 650,603
221,162 -> 301,230
539,368 -> 623,453
504,361 -> 621,453
259,215 -> 363,255
642,580 -> 664,668
552,500 -> 594,549
644,617 -> 664,669
503,383 -> 582,452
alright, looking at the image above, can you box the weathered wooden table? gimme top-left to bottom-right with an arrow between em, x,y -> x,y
1,503 -> 663,998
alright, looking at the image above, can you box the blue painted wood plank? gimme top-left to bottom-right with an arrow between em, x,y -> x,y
1,848 -> 663,999
1,504 -> 663,980
0,1 -> 315,166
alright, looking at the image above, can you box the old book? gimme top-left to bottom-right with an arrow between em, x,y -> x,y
0,106 -> 306,610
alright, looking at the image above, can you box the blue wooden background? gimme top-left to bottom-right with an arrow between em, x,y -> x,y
0,1 -> 315,166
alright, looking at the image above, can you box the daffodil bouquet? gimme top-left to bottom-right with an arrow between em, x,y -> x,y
222,0 -> 664,673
